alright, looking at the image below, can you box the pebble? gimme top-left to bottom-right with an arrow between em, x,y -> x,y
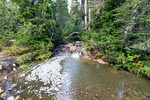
0,92 -> 8,99
7,96 -> 15,100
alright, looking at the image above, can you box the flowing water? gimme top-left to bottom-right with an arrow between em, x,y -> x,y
15,52 -> 150,100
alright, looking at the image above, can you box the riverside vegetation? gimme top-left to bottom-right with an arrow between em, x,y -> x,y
0,0 -> 150,78
0,0 -> 68,69
82,0 -> 150,77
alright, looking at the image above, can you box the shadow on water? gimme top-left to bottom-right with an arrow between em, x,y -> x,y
15,53 -> 150,100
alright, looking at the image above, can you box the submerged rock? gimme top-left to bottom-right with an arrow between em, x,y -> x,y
0,92 -> 8,99
0,88 -> 4,94
7,96 -> 15,100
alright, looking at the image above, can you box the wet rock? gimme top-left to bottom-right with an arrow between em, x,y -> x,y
27,97 -> 33,100
92,97 -> 98,100
144,92 -> 150,97
13,68 -> 16,71
0,65 -> 2,71
81,48 -> 88,56
15,96 -> 21,100
95,93 -> 99,98
13,64 -> 16,67
0,56 -> 18,72
70,46 -> 77,52
8,84 -> 17,90
16,90 -> 23,95
85,92 -> 88,95
75,41 -> 82,46
7,96 -> 15,100
0,87 -> 4,94
142,95 -> 146,98
125,97 -> 130,100
65,43 -> 73,48
133,91 -> 138,95
76,41 -> 81,44
123,92 -> 129,97
80,91 -> 84,95
4,76 -> 8,80
111,94 -> 115,98
0,92 -> 8,99
61,48 -> 67,51
96,59 -> 107,64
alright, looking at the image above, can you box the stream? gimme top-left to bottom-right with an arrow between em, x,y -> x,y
13,50 -> 150,100
1,43 -> 150,100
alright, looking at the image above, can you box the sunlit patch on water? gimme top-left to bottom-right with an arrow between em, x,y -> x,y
96,64 -> 100,69
117,82 -> 125,98
18,56 -> 69,99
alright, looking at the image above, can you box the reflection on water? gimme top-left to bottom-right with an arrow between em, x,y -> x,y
16,53 -> 150,100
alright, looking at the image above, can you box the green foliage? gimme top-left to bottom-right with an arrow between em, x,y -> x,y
85,41 -> 92,50
56,0 -> 69,29
17,53 -> 34,65
62,1 -> 83,41
83,0 -> 150,77
0,0 -> 67,68
37,52 -> 52,60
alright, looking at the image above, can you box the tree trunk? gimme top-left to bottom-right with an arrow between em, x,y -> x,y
3,0 -> 7,24
84,0 -> 88,29
88,8 -> 91,30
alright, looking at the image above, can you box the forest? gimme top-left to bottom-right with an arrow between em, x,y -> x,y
0,0 -> 150,76
0,0 -> 150,100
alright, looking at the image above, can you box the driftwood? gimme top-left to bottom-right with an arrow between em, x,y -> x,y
64,32 -> 79,39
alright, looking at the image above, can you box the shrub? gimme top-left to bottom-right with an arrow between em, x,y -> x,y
17,53 -> 34,65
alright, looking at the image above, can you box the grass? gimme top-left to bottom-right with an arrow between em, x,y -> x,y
2,45 -> 29,56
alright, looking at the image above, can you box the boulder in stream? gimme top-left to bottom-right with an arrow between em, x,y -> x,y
69,46 -> 77,52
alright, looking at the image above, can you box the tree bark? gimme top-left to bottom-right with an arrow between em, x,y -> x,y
88,7 -> 91,30
84,0 -> 88,29
3,0 -> 7,24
